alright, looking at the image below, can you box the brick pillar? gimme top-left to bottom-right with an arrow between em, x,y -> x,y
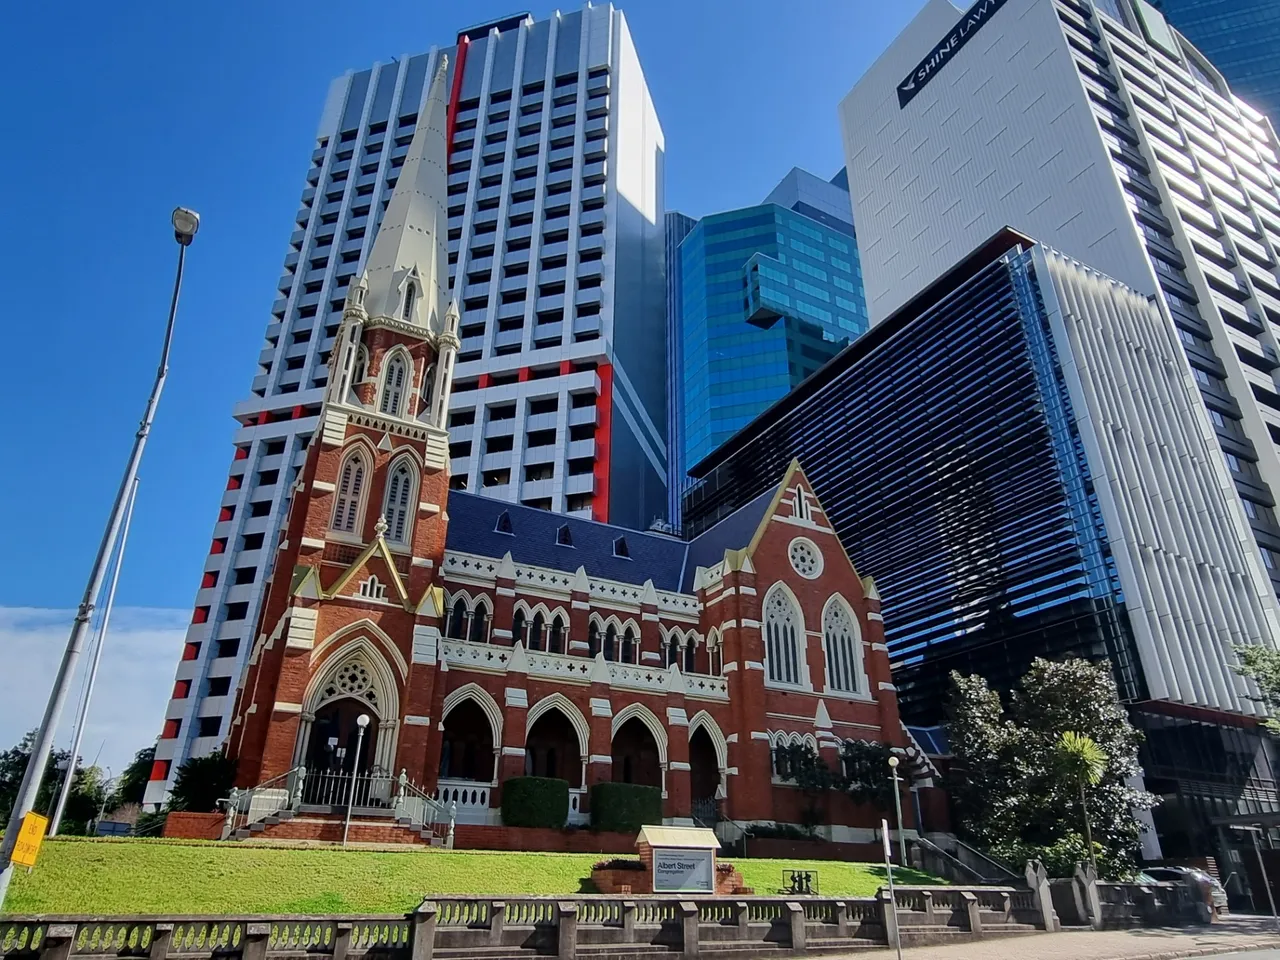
397,627 -> 440,784
664,687 -> 692,821
497,674 -> 529,803
568,567 -> 591,656
719,564 -> 772,823
586,675 -> 613,798
492,553 -> 517,645
639,580 -> 662,666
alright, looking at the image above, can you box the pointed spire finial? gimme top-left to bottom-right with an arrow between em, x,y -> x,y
375,514 -> 389,538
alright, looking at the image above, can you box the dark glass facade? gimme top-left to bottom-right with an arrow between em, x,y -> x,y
684,239 -> 1143,717
682,232 -> 1280,867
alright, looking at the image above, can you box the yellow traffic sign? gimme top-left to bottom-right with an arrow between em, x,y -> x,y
11,812 -> 48,868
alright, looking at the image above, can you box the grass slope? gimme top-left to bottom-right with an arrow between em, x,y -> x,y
5,839 -> 940,915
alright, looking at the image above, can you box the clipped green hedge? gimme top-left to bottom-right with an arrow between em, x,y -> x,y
501,777 -> 570,828
589,782 -> 662,834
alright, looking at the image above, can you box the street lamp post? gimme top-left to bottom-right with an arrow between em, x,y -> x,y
888,755 -> 908,868
343,715 -> 371,847
0,208 -> 199,911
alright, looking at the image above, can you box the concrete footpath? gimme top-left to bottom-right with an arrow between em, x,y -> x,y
829,915 -> 1280,959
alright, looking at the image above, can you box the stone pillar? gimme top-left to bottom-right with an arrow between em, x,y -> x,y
41,925 -> 76,960
639,580 -> 662,666
557,902 -> 578,960
681,902 -> 700,957
1025,860 -> 1058,932
787,902 -> 806,951
716,560 -> 771,823
411,901 -> 438,960
961,892 -> 982,937
242,924 -> 271,960
491,553 -> 517,645
586,668 -> 614,798
568,567 -> 592,657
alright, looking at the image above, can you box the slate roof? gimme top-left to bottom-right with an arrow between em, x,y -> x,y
444,491 -> 691,591
679,488 -> 775,592
443,486 -> 778,594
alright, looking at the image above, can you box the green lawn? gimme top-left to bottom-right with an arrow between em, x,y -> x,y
4,839 -> 940,916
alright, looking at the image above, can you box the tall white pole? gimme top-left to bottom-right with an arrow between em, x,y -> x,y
49,478 -> 140,837
0,209 -> 197,911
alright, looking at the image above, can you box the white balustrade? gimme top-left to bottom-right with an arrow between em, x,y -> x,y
433,779 -> 496,824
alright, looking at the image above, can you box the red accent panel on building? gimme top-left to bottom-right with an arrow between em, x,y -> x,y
559,360 -> 573,376
518,367 -> 531,382
234,446 -> 249,461
210,538 -> 227,555
226,475 -> 242,491
161,719 -> 181,739
191,608 -> 209,626
148,759 -> 171,782
172,679 -> 192,699
478,372 -> 492,389
593,363 -> 614,523
200,572 -> 218,589
217,506 -> 234,522
182,641 -> 202,660
257,411 -> 271,426
445,37 -> 471,161
291,405 -> 305,420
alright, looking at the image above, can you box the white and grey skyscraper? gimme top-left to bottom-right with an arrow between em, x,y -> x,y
840,0 -> 1280,854
145,5 -> 665,805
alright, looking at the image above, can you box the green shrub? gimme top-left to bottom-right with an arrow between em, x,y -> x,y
500,777 -> 570,828
590,782 -> 662,834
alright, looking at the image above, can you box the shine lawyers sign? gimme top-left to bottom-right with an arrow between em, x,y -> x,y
898,0 -> 1010,108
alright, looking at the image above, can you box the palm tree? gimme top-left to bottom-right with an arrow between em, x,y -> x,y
1056,731 -> 1107,875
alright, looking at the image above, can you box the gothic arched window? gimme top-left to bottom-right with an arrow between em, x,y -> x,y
587,621 -> 600,658
764,586 -> 802,685
529,613 -> 545,652
620,627 -> 636,664
684,637 -> 697,675
422,362 -> 436,418
447,597 -> 468,639
331,450 -> 368,533
604,624 -> 618,662
380,354 -> 408,416
353,345 -> 368,385
382,460 -> 415,544
512,610 -> 527,648
549,615 -> 566,654
666,635 -> 680,668
402,283 -> 416,321
469,600 -> 491,644
823,598 -> 864,694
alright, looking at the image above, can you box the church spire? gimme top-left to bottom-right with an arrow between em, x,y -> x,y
360,54 -> 451,332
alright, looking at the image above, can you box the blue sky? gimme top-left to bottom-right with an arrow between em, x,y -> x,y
0,0 -> 924,764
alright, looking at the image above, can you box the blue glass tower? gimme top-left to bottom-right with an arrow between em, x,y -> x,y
1152,0 -> 1280,124
672,169 -> 867,523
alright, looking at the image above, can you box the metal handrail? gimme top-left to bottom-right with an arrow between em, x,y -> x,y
220,766 -> 305,840
393,772 -> 456,848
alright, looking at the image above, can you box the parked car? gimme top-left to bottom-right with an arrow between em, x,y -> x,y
1140,866 -> 1229,915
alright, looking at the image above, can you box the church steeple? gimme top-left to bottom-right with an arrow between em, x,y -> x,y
360,54 -> 452,331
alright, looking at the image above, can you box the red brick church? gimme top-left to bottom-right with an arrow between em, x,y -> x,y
223,55 -> 938,846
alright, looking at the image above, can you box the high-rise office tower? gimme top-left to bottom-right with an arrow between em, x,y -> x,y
1152,0 -> 1280,124
145,5 -> 665,806
682,227 -> 1280,860
834,0 -> 1280,856
664,211 -> 696,525
841,0 -> 1280,602
669,169 -> 867,527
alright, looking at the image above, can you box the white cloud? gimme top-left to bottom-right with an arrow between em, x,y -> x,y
0,606 -> 187,778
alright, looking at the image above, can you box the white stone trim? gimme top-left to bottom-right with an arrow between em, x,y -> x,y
867,612 -> 884,622
501,746 -> 526,757
590,698 -> 612,717
505,687 -> 528,708
722,661 -> 739,673
745,661 -> 765,672
669,761 -> 691,771
300,536 -> 326,550
750,731 -> 770,741
590,754 -> 613,764
412,626 -> 439,665
273,701 -> 303,714
879,682 -> 897,691
666,707 -> 688,726
872,643 -> 888,652
403,715 -> 431,726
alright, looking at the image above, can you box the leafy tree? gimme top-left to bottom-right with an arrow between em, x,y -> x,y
169,752 -> 237,812
108,746 -> 156,810
0,731 -> 107,835
782,743 -> 836,834
1233,645 -> 1280,734
946,657 -> 1157,878
838,740 -> 896,811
